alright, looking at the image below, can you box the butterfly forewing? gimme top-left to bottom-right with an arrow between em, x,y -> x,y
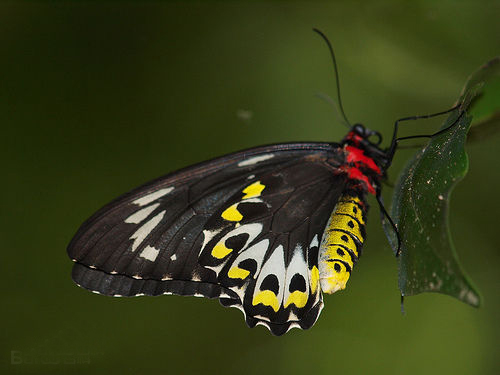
68,143 -> 346,335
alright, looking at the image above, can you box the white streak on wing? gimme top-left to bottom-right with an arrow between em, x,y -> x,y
206,263 -> 226,275
289,311 -> 299,321
220,291 -> 233,299
132,187 -> 174,206
286,322 -> 300,333
139,245 -> 160,262
206,223 -> 264,276
125,203 -> 160,224
200,228 -> 224,252
226,240 -> 270,303
237,154 -> 274,167
170,254 -> 177,261
255,321 -> 269,329
283,244 -> 309,305
310,234 -> 319,249
253,245 -> 285,305
129,210 -> 166,252
206,223 -> 264,277
229,239 -> 269,278
240,197 -> 263,203
254,314 -> 271,322
217,223 -> 263,254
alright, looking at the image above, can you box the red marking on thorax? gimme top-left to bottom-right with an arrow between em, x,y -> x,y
341,144 -> 382,195
345,145 -> 381,174
345,167 -> 376,195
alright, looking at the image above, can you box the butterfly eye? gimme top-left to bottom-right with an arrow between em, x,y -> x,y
352,123 -> 366,136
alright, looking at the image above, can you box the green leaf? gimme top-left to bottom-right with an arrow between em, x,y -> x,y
388,57 -> 500,307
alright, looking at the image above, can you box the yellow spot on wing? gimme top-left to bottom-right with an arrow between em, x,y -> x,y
284,291 -> 308,308
252,290 -> 280,312
221,204 -> 243,222
228,266 -> 250,279
211,243 -> 232,259
242,181 -> 265,199
310,266 -> 320,294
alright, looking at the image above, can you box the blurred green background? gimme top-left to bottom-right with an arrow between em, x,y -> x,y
2,2 -> 499,374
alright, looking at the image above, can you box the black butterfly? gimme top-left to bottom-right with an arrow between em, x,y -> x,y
67,30 -> 459,335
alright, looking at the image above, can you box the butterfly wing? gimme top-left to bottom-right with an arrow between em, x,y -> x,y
68,142 -> 347,335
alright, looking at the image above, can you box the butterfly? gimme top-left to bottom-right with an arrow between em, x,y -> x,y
67,30 -> 458,335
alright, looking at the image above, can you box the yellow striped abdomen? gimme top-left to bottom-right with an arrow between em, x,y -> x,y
318,195 -> 366,294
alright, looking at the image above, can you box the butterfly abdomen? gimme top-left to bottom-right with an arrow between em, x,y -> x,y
318,195 -> 367,294
314,133 -> 384,295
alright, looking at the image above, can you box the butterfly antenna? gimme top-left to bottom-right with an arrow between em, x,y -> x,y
313,28 -> 351,128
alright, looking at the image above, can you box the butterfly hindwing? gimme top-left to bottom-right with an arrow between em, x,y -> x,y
68,143 -> 346,334
198,161 -> 347,334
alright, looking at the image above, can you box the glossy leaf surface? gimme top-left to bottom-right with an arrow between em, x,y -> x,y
389,57 -> 500,306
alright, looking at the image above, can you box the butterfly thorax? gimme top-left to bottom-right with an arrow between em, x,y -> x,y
339,125 -> 388,195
